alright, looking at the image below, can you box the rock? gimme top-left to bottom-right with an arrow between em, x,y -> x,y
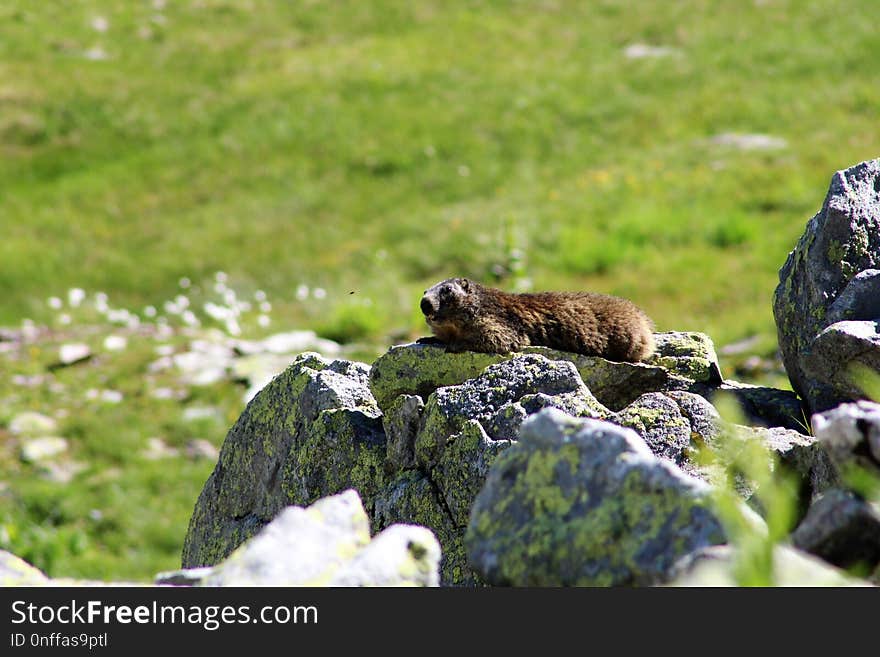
433,420 -> 512,527
414,354 -> 607,469
234,330 -> 342,357
773,158 -> 880,414
20,436 -> 68,463
709,133 -> 788,151
372,471 -> 476,585
669,544 -> 867,586
181,353 -> 383,568
0,550 -> 49,586
155,567 -> 214,586
184,439 -> 219,461
382,394 -> 424,470
617,392 -> 694,466
329,523 -> 441,587
803,321 -> 880,407
182,406 -> 222,422
369,332 -> 720,414
524,347 -> 670,411
103,335 -> 127,351
142,437 -> 180,460
56,342 -> 92,366
465,408 -> 726,586
651,331 -> 723,385
713,380 -> 807,432
791,489 -> 880,573
199,490 -> 439,587
663,390 -> 722,445
9,411 -> 58,437
825,269 -> 880,324
811,400 -> 880,475
731,425 -> 839,510
368,343 -> 508,411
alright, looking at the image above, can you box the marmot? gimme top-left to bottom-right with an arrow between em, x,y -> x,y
419,277 -> 655,362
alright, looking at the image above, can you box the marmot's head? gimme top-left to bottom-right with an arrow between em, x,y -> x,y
420,277 -> 478,333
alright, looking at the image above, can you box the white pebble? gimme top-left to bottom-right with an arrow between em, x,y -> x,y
103,335 -> 127,351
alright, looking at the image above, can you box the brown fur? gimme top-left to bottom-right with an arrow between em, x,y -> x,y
419,277 -> 656,362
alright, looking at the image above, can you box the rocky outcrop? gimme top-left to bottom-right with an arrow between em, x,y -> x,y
182,326 -> 853,586
465,409 -> 727,586
773,159 -> 880,414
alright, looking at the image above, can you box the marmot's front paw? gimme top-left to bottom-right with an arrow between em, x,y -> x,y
415,336 -> 445,346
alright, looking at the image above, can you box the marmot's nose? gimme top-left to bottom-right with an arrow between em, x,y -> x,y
420,296 -> 435,316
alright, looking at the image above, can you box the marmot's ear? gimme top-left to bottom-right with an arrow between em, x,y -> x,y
459,278 -> 470,291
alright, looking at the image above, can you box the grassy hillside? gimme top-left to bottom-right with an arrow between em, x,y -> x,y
1,0 -> 878,580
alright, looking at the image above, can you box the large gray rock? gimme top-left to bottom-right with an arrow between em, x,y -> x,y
773,159 -> 880,414
791,488 -> 880,575
182,352 -> 385,568
811,400 -> 880,475
465,408 -> 726,586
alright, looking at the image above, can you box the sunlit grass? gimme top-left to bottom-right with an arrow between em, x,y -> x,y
1,0 -> 879,581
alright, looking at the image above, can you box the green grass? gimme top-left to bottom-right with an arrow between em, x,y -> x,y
1,0 -> 879,581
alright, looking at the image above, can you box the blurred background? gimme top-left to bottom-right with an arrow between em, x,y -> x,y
1,0 -> 878,581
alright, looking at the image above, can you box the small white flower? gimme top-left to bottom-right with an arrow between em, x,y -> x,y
254,290 -> 267,302
47,296 -> 63,310
237,300 -> 252,312
68,288 -> 86,307
94,292 -> 109,314
144,305 -> 157,318
257,314 -> 270,328
259,301 -> 272,313
295,284 -> 309,301
178,277 -> 191,289
215,271 -> 228,284
175,294 -> 190,308
58,313 -> 72,325
313,287 -> 327,300
91,16 -> 109,32
182,310 -> 200,327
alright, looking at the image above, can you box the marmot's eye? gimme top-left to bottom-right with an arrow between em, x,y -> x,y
459,278 -> 470,292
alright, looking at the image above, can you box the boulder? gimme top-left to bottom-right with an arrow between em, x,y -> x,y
791,488 -> 880,575
181,352 -> 385,568
465,408 -> 726,586
773,159 -> 880,414
811,400 -> 880,475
